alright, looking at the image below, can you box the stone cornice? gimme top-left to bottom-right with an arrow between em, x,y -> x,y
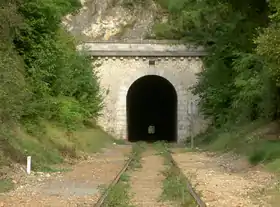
77,41 -> 207,57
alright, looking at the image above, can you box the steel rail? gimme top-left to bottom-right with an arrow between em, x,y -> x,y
94,154 -> 134,207
94,144 -> 206,207
166,148 -> 207,207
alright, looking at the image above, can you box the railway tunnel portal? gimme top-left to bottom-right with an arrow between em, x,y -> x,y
127,75 -> 177,142
78,40 -> 209,143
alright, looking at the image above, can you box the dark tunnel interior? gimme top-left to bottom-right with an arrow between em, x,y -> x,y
126,75 -> 177,142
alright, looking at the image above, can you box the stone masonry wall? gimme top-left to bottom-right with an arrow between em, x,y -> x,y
94,56 -> 208,143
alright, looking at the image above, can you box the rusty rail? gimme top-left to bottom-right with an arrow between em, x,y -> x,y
94,154 -> 134,207
94,143 -> 206,207
166,147 -> 207,207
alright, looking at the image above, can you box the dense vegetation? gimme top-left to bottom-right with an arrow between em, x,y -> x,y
2,0 -> 280,173
152,0 -> 280,168
0,0 -> 108,171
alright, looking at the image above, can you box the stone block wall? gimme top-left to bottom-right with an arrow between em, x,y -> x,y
93,56 -> 208,143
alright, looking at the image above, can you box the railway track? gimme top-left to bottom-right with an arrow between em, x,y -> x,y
94,155 -> 134,207
164,147 -> 207,207
94,142 -> 206,207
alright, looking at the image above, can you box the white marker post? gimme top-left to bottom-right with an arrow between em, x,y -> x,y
26,156 -> 31,175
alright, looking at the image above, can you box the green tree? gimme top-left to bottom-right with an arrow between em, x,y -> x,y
0,1 -> 28,123
0,0 -> 102,129
10,0 -> 102,128
153,0 -> 271,126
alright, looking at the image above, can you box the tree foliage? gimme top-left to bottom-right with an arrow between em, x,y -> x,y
0,0 -> 102,129
153,0 -> 280,127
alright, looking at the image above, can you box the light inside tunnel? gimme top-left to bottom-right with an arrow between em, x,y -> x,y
126,75 -> 177,142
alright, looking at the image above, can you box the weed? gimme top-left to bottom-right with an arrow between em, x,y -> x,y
266,159 -> 280,173
101,145 -> 140,207
129,142 -> 145,170
161,167 -> 196,206
152,140 -> 168,154
102,172 -> 133,207
156,142 -> 196,206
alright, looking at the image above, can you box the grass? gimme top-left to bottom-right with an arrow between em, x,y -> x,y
266,159 -> 280,173
161,166 -> 197,206
101,142 -> 145,207
152,142 -> 196,206
152,140 -> 168,154
192,121 -> 280,206
0,179 -> 14,193
196,121 -> 280,172
128,141 -> 146,170
0,121 -> 114,192
0,121 -> 114,174
102,172 -> 133,207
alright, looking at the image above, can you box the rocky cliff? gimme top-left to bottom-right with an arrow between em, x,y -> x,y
62,0 -> 163,41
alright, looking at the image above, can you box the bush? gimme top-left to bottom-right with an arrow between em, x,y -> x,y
50,97 -> 84,130
0,2 -> 27,124
0,48 -> 28,123
7,0 -> 103,126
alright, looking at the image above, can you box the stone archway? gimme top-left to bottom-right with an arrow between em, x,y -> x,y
93,55 -> 205,143
126,75 -> 177,142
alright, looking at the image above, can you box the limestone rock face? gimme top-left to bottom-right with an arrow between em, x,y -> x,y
62,0 -> 158,40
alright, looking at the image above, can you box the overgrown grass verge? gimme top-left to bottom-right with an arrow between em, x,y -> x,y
153,142 -> 197,206
0,121 -> 114,173
196,121 -> 280,173
100,142 -> 145,207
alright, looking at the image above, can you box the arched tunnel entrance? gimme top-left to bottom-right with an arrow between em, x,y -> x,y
126,75 -> 177,142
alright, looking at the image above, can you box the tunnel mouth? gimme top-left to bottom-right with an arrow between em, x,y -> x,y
126,75 -> 177,143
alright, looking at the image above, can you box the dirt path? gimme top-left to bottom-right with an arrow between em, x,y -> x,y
0,145 -> 131,207
129,150 -> 170,207
172,150 -> 277,207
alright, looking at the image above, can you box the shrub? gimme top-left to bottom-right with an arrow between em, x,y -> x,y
7,0 -> 103,126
